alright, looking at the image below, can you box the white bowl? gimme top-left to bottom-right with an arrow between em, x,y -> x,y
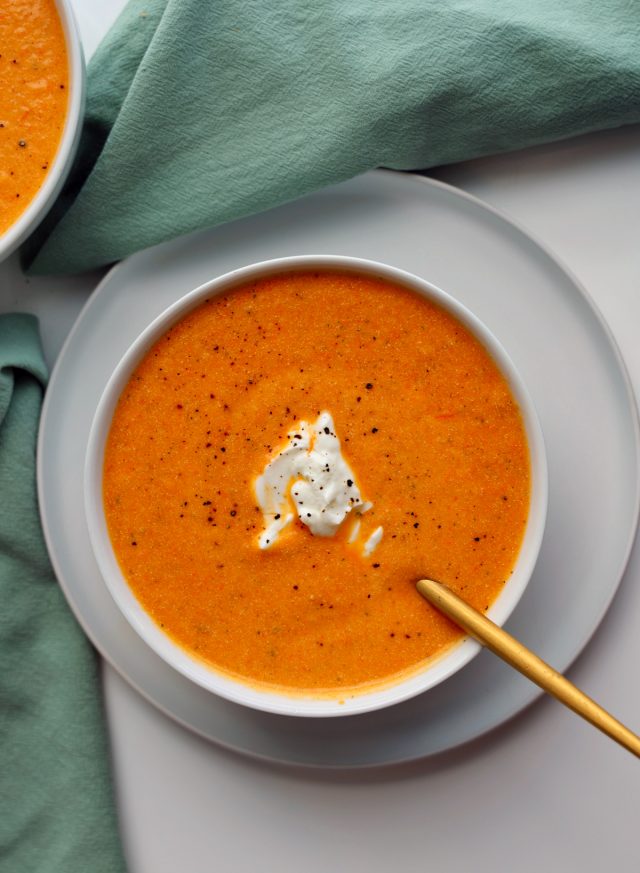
85,255 -> 548,717
0,0 -> 85,262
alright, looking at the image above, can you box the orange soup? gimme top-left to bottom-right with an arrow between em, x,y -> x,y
0,0 -> 68,234
103,271 -> 530,694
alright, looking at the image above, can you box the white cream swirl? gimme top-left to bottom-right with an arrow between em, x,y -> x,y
255,411 -> 382,554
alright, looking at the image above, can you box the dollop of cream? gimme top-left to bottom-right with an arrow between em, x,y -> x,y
255,411 -> 382,554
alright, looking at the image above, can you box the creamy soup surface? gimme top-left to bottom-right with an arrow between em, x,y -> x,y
0,0 -> 68,235
104,271 -> 530,695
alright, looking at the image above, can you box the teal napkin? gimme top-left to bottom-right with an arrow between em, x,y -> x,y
0,315 -> 125,873
26,0 -> 640,275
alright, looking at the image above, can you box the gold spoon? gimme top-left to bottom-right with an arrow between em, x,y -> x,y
417,578 -> 640,758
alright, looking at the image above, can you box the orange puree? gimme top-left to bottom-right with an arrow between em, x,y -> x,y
0,0 -> 68,234
104,271 -> 530,695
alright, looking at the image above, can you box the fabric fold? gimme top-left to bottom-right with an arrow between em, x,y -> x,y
0,314 -> 125,873
24,0 -> 640,275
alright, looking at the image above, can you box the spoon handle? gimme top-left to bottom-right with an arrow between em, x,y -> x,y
417,578 -> 640,759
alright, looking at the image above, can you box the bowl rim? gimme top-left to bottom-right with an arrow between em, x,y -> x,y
0,0 -> 86,261
84,254 -> 548,717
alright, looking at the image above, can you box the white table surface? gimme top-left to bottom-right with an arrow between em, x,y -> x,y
3,3 -> 640,870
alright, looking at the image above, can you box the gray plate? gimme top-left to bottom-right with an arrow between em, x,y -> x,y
38,170 -> 640,767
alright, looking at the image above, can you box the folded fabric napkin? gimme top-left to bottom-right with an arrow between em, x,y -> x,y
0,315 -> 125,873
25,0 -> 640,275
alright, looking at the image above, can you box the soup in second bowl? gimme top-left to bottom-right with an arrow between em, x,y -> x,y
0,0 -> 68,235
